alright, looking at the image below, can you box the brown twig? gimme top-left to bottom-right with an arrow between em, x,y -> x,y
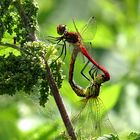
0,42 -> 32,55
43,56 -> 77,140
14,0 -> 37,41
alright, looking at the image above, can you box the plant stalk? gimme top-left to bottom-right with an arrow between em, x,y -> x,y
43,57 -> 77,140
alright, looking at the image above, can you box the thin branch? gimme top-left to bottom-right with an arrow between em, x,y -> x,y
0,42 -> 20,50
14,0 -> 36,41
43,55 -> 77,140
0,42 -> 31,55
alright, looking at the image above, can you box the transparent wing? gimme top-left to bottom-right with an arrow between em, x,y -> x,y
71,99 -> 98,139
80,16 -> 97,43
72,97 -> 116,139
66,17 -> 97,43
96,98 -> 118,136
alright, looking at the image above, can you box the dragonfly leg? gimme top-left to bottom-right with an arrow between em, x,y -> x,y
81,60 -> 90,81
89,65 -> 98,80
62,41 -> 67,61
56,38 -> 62,44
46,36 -> 60,44
53,41 -> 66,62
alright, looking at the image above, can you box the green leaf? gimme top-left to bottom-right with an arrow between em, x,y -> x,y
100,82 -> 123,112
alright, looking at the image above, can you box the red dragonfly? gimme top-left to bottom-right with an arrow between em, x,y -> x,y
48,17 -> 110,81
68,47 -> 116,138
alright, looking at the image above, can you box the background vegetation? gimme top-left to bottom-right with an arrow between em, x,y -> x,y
0,0 -> 140,139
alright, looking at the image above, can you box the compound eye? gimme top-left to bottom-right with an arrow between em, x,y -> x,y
57,24 -> 66,35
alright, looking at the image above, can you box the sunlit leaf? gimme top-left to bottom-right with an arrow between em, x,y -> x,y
100,82 -> 123,112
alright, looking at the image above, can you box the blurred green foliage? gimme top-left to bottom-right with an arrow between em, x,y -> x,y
0,0 -> 140,139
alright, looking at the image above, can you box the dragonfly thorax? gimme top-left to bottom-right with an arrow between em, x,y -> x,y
85,83 -> 100,99
64,32 -> 80,44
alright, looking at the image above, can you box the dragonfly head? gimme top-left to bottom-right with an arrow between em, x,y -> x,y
57,24 -> 67,35
94,74 -> 107,85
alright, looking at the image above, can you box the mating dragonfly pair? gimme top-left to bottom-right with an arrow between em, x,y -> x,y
47,17 -> 114,138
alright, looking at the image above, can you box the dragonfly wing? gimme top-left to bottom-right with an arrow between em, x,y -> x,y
86,97 -> 116,137
72,18 -> 82,39
80,16 -> 97,43
72,97 -> 116,139
66,17 -> 96,42
95,98 -> 117,136
72,98 -> 100,139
